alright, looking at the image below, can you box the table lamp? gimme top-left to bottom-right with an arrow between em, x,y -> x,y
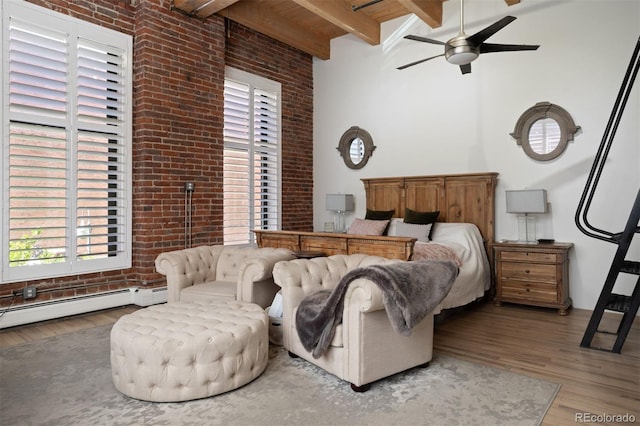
326,194 -> 354,233
506,189 -> 548,242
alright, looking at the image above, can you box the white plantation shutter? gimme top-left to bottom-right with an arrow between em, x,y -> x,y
252,88 -> 279,231
223,68 -> 281,246
75,38 -> 128,263
528,118 -> 561,154
2,0 -> 132,282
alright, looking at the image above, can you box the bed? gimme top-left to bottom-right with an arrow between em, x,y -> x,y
255,172 -> 498,312
386,219 -> 491,313
363,172 -> 498,313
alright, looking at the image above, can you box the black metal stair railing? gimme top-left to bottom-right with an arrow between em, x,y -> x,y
575,36 -> 640,353
575,35 -> 640,244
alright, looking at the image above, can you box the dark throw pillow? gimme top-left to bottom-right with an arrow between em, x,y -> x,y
365,209 -> 395,221
404,208 -> 439,224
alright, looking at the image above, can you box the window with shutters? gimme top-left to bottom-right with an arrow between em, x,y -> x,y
223,67 -> 281,246
1,0 -> 132,283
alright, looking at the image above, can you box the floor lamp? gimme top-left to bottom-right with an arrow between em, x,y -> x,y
185,182 -> 194,248
506,189 -> 548,242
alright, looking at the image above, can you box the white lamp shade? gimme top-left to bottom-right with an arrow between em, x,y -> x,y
326,194 -> 354,212
506,189 -> 548,214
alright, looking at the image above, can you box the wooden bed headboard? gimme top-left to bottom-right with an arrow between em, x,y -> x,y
361,172 -> 498,246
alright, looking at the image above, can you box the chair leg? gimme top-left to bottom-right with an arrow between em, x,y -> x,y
350,383 -> 370,393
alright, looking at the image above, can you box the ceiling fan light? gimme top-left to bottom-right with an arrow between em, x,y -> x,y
446,51 -> 479,65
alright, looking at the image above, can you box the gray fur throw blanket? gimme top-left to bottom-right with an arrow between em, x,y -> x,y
296,260 -> 459,358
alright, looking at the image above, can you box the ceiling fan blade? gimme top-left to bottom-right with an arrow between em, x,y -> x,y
460,64 -> 472,74
479,43 -> 540,53
397,54 -> 445,70
404,35 -> 446,46
466,16 -> 517,46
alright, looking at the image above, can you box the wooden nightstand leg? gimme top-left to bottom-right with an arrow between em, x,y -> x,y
558,299 -> 572,316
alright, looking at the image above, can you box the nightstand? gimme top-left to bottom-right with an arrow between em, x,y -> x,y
493,241 -> 573,315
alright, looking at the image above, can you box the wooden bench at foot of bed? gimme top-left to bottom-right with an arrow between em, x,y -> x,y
253,230 -> 416,261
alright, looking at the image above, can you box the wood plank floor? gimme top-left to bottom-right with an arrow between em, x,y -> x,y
0,306 -> 140,347
1,302 -> 638,425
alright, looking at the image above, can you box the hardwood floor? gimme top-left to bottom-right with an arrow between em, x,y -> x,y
0,305 -> 140,348
1,302 -> 638,425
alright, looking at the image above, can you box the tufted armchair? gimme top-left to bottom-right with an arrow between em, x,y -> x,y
155,245 -> 295,308
272,254 -> 434,392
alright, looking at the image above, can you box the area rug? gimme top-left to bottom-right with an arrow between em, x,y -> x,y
0,325 -> 559,426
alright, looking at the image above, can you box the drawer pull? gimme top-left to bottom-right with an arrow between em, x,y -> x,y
525,269 -> 530,274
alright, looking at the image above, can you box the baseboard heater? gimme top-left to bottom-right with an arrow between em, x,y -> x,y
0,287 -> 167,329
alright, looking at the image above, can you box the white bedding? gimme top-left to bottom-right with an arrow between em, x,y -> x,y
387,220 -> 491,314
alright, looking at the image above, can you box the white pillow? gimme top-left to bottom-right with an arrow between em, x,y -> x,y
394,222 -> 432,242
386,218 -> 404,237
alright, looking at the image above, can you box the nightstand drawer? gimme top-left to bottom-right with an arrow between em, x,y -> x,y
500,262 -> 557,282
501,280 -> 558,303
499,251 -> 558,263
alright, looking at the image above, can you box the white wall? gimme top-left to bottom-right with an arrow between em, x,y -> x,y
313,0 -> 640,311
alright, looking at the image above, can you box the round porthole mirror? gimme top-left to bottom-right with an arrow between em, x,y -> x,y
511,102 -> 580,161
337,126 -> 376,169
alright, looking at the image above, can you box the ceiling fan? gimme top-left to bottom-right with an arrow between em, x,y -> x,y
398,0 -> 540,74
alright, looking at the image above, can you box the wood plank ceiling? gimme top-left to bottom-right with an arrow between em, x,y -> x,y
173,0 -> 521,60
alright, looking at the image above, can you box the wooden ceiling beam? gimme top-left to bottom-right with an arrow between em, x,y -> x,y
175,0 -> 521,60
292,0 -> 380,46
173,0 -> 240,17
173,0 -> 201,14
396,0 -> 445,29
195,0 -> 241,18
222,1 -> 331,59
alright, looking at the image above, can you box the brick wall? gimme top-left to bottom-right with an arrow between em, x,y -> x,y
1,0 -> 314,308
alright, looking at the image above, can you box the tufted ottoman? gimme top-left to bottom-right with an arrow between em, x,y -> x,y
110,299 -> 268,402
